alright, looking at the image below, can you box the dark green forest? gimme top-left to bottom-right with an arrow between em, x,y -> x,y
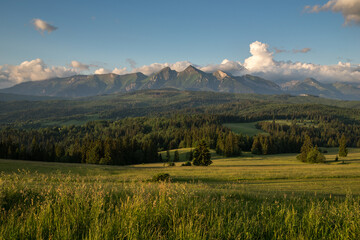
1,89 -> 360,165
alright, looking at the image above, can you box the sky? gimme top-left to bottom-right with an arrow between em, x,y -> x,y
0,0 -> 359,88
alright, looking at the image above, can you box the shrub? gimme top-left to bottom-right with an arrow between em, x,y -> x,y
306,146 -> 326,163
151,173 -> 171,182
181,161 -> 192,166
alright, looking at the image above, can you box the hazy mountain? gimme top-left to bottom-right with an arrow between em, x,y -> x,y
281,78 -> 360,100
0,66 -> 281,98
1,66 -> 359,100
0,73 -> 147,98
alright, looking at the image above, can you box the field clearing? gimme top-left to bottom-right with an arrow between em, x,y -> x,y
2,148 -> 360,239
1,147 -> 360,196
223,122 -> 267,136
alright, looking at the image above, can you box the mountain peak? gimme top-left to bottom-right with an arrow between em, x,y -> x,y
304,78 -> 321,85
213,70 -> 231,80
184,65 -> 200,73
160,66 -> 172,72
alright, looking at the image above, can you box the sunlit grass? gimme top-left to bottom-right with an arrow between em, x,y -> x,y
1,148 -> 360,238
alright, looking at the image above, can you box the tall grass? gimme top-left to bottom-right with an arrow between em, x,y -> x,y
1,171 -> 360,239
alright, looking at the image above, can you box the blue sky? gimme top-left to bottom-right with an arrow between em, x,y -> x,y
0,0 -> 359,87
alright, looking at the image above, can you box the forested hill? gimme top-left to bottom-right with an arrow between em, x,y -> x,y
1,89 -> 360,127
1,88 -> 360,166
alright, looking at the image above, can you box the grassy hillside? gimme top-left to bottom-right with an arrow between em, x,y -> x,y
1,149 -> 360,239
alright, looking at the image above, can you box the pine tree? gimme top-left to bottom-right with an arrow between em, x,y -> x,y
338,134 -> 348,157
166,150 -> 171,162
251,136 -> 262,155
297,135 -> 313,162
158,154 -> 163,162
173,150 -> 180,162
192,140 -> 212,166
188,150 -> 193,161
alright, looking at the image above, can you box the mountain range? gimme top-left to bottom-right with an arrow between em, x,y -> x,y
1,65 -> 360,100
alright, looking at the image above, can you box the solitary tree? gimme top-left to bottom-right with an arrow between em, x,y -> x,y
339,134 -> 348,157
192,140 -> 212,166
297,135 -> 313,162
306,146 -> 326,163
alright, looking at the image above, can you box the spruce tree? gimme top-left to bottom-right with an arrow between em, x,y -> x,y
188,150 -> 193,161
192,140 -> 212,166
173,150 -> 180,162
251,136 -> 262,155
339,134 -> 348,157
297,135 -> 313,162
166,150 -> 171,162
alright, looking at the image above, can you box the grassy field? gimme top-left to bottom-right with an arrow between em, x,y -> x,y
223,122 -> 267,136
1,148 -> 360,239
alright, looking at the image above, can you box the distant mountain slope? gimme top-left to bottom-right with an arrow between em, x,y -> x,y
0,93 -> 59,102
0,66 -> 281,98
2,66 -> 359,100
281,78 -> 360,100
0,73 -> 147,98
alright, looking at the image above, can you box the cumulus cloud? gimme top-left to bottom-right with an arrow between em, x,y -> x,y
131,61 -> 192,75
112,67 -> 128,75
305,0 -> 360,25
200,59 -> 246,75
0,59 -> 76,87
94,68 -> 111,74
1,41 -> 359,89
32,18 -> 58,34
244,41 -> 275,71
241,41 -> 360,83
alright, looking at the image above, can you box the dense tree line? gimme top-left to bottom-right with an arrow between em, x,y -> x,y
0,116 -> 244,164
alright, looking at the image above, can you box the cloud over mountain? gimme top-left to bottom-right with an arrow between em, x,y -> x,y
305,0 -> 360,25
0,59 -> 76,88
1,41 -> 359,88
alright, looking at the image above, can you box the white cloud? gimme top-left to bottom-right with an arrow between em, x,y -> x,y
200,59 -> 246,75
305,0 -> 360,25
70,61 -> 90,71
244,41 -> 275,72
112,67 -> 128,75
0,59 -> 76,87
32,18 -> 58,34
131,61 -> 192,75
94,68 -> 111,74
241,41 -> 360,83
1,41 -> 359,89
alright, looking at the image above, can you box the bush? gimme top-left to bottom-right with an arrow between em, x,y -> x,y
167,162 -> 175,167
151,173 -> 171,182
181,161 -> 192,166
306,146 -> 326,163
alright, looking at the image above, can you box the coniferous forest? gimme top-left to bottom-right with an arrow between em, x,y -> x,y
1,90 -> 360,165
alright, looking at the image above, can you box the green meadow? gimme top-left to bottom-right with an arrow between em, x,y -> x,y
1,148 -> 360,239
223,122 -> 268,136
